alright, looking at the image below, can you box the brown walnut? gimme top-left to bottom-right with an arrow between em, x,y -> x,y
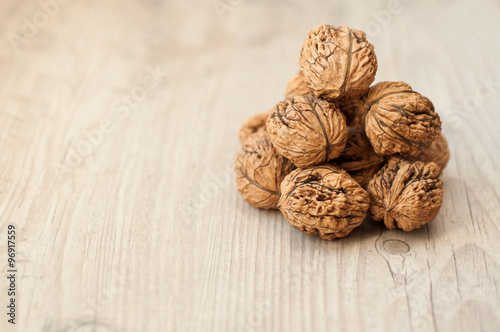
331,127 -> 386,188
235,132 -> 294,209
284,72 -> 311,98
361,81 -> 442,157
415,133 -> 450,172
266,95 -> 348,168
299,25 -> 377,100
333,96 -> 366,127
279,165 -> 370,240
367,157 -> 444,231
238,110 -> 271,143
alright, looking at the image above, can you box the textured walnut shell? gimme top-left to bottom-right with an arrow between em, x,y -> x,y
279,165 -> 370,240
415,133 -> 450,172
362,81 -> 442,157
299,25 -> 377,100
266,95 -> 348,168
331,127 -> 386,188
284,72 -> 311,98
367,157 -> 444,231
238,110 -> 271,143
235,132 -> 294,209
333,96 -> 366,127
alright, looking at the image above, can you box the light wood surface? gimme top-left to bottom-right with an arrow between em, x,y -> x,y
1,0 -> 500,331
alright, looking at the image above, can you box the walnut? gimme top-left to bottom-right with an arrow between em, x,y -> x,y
361,81 -> 442,157
299,25 -> 377,100
266,95 -> 348,168
283,73 -> 367,130
235,132 -> 294,209
333,96 -> 366,127
238,110 -> 271,143
331,127 -> 386,188
278,165 -> 370,240
415,133 -> 450,172
284,72 -> 311,98
367,157 -> 444,231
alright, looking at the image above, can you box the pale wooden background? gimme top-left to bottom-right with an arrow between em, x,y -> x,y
1,0 -> 499,331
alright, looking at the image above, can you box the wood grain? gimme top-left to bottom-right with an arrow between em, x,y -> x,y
0,0 -> 499,331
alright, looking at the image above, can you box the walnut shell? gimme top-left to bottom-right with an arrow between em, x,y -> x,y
333,96 -> 366,127
331,127 -> 386,188
238,110 -> 271,143
415,133 -> 450,172
367,157 -> 444,231
235,132 -> 295,209
284,72 -> 311,98
266,95 -> 348,168
362,81 -> 442,157
279,165 -> 370,240
299,25 -> 377,100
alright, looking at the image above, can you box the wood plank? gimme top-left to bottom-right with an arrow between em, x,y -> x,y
0,0 -> 499,331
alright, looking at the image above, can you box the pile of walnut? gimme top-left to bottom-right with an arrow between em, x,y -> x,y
235,24 -> 449,240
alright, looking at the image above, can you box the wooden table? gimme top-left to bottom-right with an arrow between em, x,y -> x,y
1,0 -> 499,331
